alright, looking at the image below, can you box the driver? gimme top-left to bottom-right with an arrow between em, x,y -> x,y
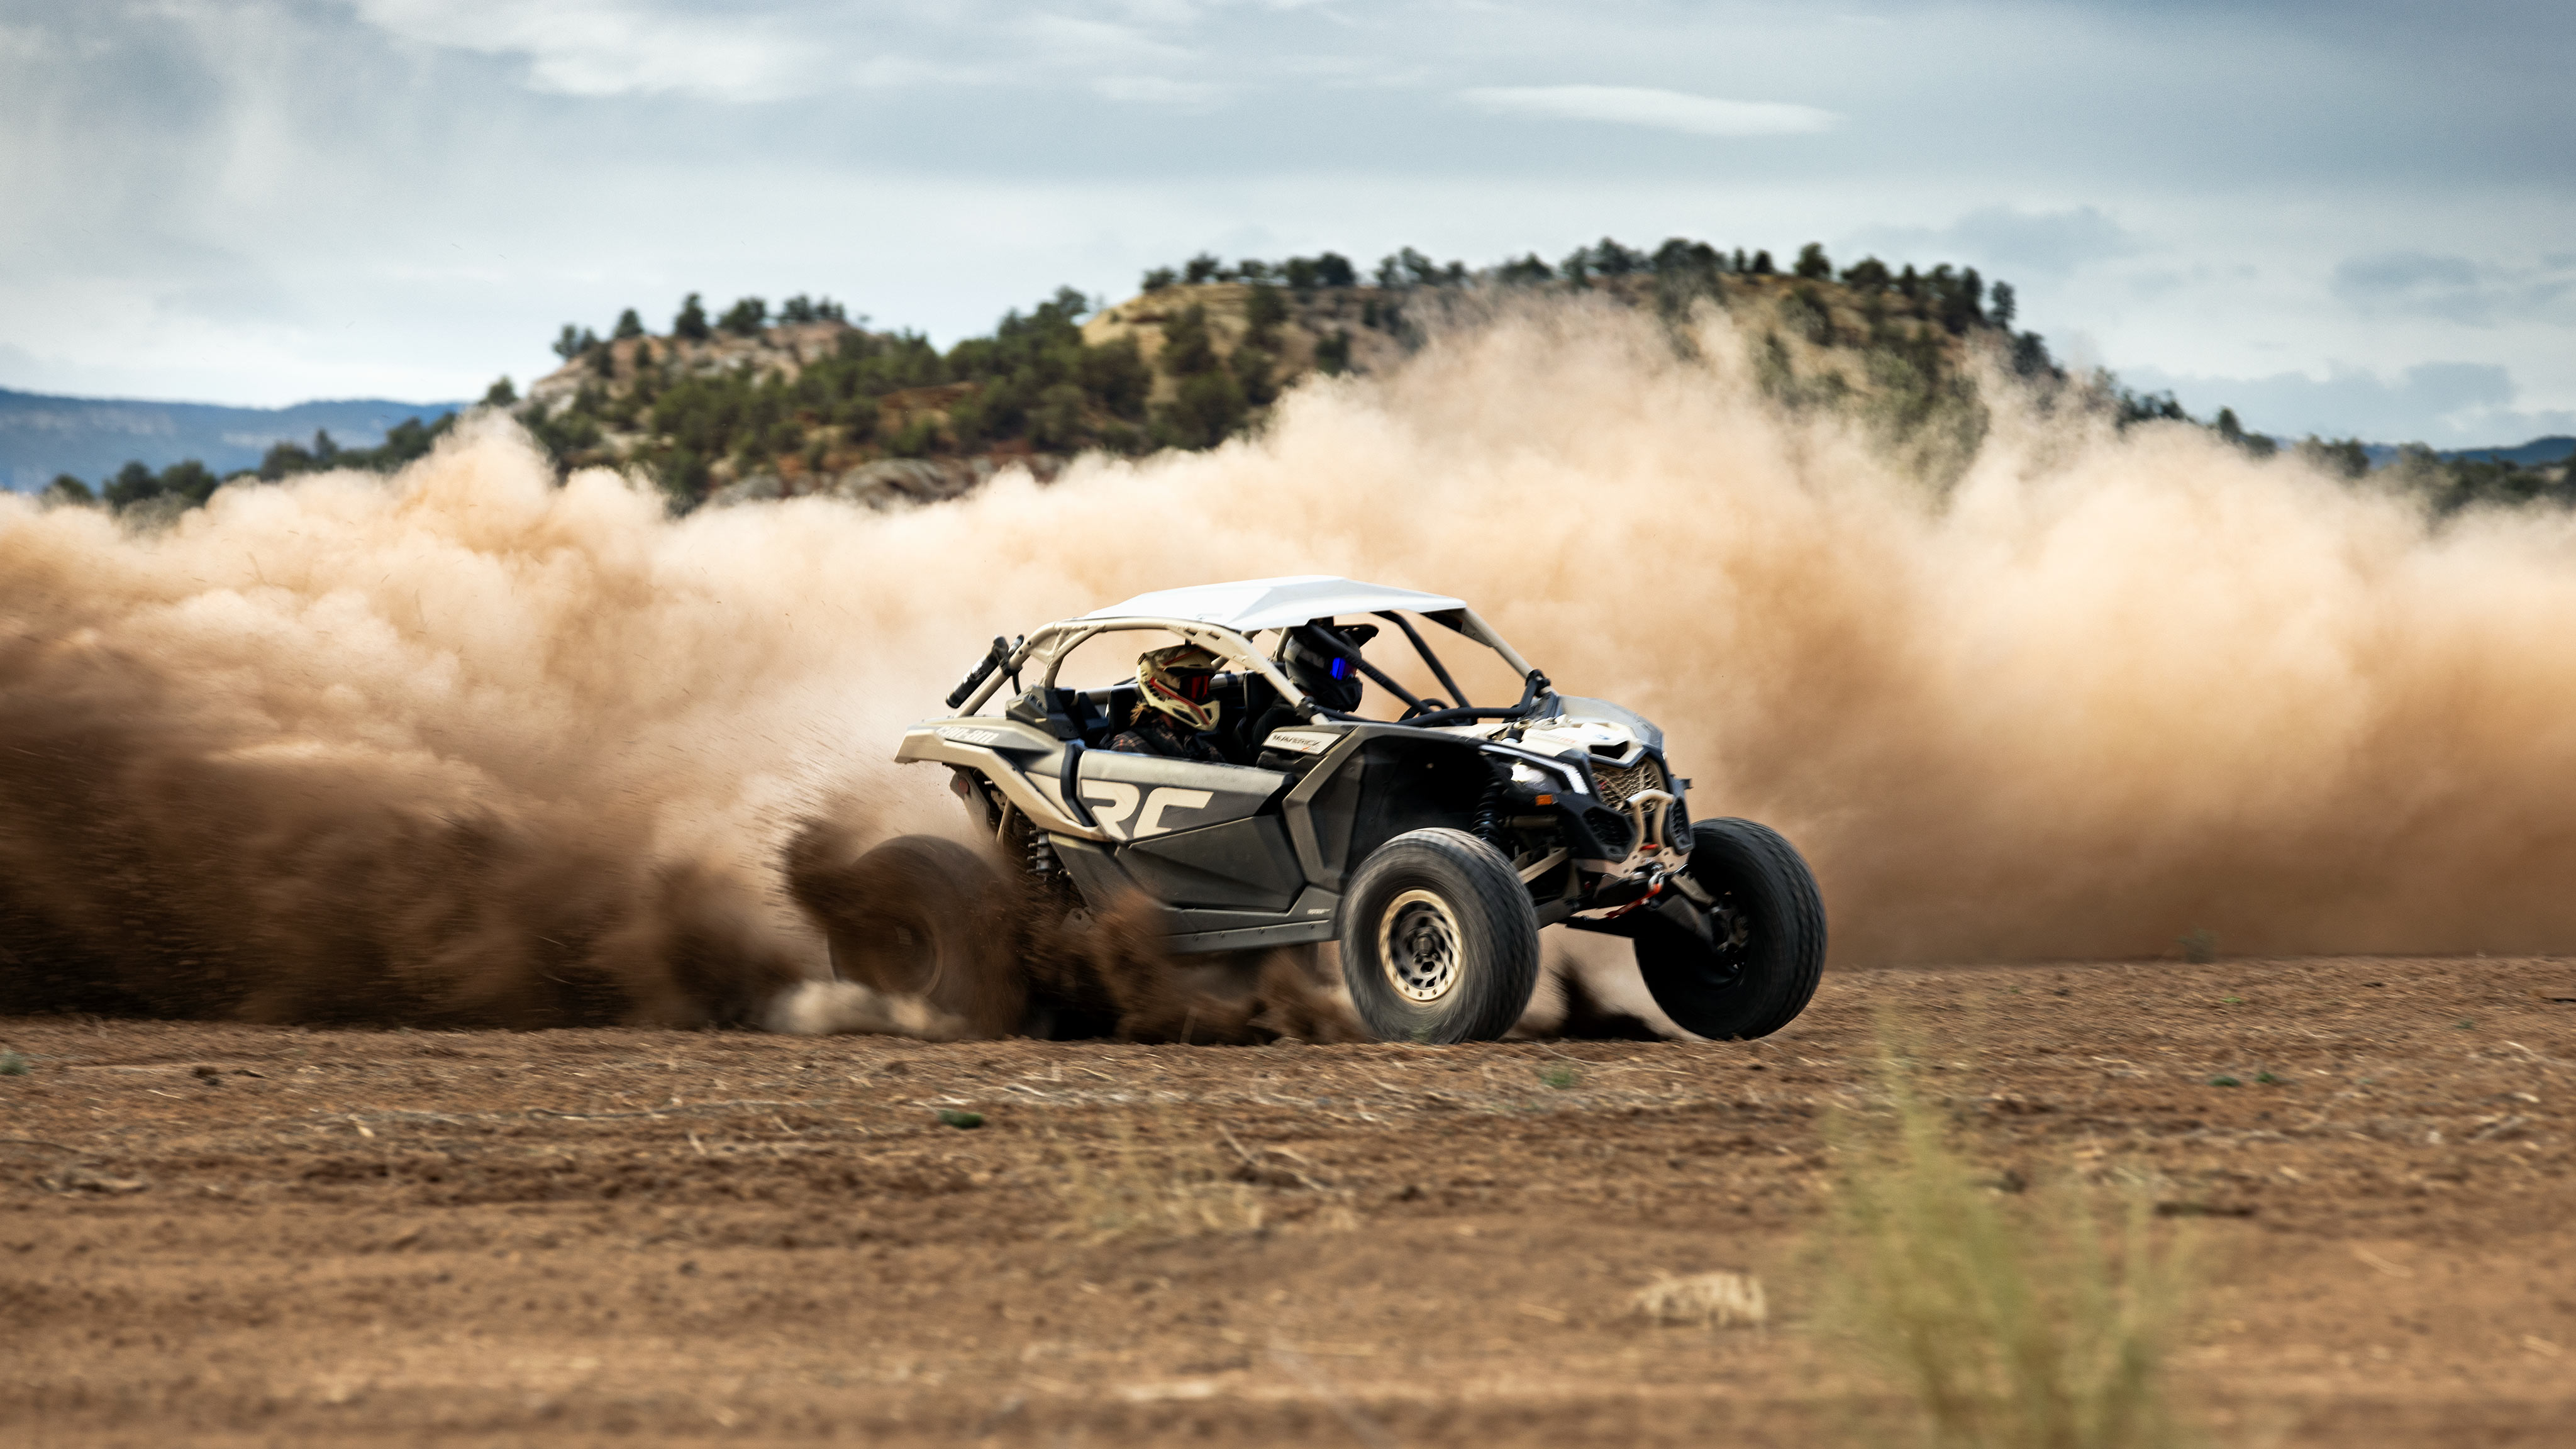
1106,643 -> 1228,761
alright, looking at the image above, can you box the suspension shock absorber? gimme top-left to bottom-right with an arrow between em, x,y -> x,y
1474,772 -> 1505,850
1024,824 -> 1058,882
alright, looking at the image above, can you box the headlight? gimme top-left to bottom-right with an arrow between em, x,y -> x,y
1496,753 -> 1586,795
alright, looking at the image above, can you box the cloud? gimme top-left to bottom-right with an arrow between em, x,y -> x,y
2330,250 -> 2576,328
2125,360 -> 2576,447
1856,205 -> 2142,278
1091,75 -> 1223,106
1458,85 -> 1837,138
347,0 -> 1221,103
348,0 -> 841,101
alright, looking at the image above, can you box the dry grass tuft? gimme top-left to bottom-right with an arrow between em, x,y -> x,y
1821,1033 -> 2197,1449
1633,1270 -> 1768,1328
1053,1113 -> 1267,1241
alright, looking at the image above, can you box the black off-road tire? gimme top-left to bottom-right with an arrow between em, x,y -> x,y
1338,828 -> 1540,1043
784,830 -> 1026,1039
1633,818 -> 1824,1040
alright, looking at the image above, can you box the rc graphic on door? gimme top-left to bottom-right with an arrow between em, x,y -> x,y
1073,750 -> 1286,842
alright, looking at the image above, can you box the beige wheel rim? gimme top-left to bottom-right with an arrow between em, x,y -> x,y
1379,889 -> 1463,1003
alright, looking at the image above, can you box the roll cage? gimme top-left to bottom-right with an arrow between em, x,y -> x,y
949,606 -> 1547,733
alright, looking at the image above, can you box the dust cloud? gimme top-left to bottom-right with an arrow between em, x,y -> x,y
2,298 -> 2571,1032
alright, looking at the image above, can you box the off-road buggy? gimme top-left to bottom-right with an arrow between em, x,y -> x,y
824,575 -> 1823,1044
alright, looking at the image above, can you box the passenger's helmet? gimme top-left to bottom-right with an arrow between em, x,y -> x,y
1136,642 -> 1226,731
1284,622 -> 1377,714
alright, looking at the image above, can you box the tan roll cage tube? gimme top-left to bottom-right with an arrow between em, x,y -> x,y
951,609 -> 1535,721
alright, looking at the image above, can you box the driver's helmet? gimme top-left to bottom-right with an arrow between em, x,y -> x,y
1283,621 -> 1377,714
1136,642 -> 1226,731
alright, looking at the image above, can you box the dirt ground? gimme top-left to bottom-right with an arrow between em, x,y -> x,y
3,952 -> 2572,1447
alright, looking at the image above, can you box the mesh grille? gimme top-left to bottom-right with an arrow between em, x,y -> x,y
1590,757 -> 1668,810
1583,807 -> 1635,857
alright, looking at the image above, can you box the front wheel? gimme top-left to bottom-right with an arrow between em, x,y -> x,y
1633,818 -> 1824,1040
1338,829 -> 1540,1043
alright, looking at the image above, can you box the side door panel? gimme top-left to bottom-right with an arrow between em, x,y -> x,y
1074,752 -> 1285,841
1073,751 -> 1303,911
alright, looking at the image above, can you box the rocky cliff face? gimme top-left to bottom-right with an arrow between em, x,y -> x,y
702,453 -> 1066,511
525,320 -> 864,414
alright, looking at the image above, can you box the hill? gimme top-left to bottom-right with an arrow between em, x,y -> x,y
24,240 -> 2576,519
0,389 -> 462,493
503,241 -> 2047,509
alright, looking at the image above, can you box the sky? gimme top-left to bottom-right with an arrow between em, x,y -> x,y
3,0 -> 2572,445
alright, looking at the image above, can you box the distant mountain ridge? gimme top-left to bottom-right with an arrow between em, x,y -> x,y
0,388 -> 464,492
2429,436 -> 2576,466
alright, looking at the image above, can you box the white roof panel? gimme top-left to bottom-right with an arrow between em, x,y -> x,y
1082,575 -> 1467,633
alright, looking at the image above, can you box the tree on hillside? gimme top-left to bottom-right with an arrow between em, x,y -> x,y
1184,253 -> 1224,284
1231,335 -> 1279,406
1988,280 -> 2016,330
1141,266 -> 1178,292
1938,267 -> 1986,333
1159,304 -> 1219,378
1078,336 -> 1152,419
1237,259 -> 1272,282
1312,252 -> 1357,287
1587,238 -> 1645,276
1313,330 -> 1352,375
104,461 -> 158,508
484,376 -> 518,406
719,297 -> 768,336
160,460 -> 216,505
613,308 -> 645,340
2213,408 -> 2277,458
1158,372 -> 1248,450
1497,253 -> 1555,285
43,474 -> 94,504
553,324 -> 601,359
1794,243 -> 1833,280
1245,282 -> 1289,330
1840,256 -> 1892,292
2297,436 -> 2370,479
2114,388 -> 2189,428
1652,238 -> 1721,277
1896,264 -> 1921,300
2009,330 -> 2056,380
1376,247 -> 1445,289
673,294 -> 711,341
1748,250 -> 1775,275
779,295 -> 818,323
104,458 -> 218,509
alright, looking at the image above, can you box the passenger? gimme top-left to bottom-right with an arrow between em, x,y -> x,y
1285,622 -> 1374,714
1246,621 -> 1377,745
1106,643 -> 1228,762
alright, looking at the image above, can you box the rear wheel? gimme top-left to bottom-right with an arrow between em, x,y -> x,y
1338,828 -> 1540,1043
785,830 -> 1026,1038
1633,818 -> 1824,1040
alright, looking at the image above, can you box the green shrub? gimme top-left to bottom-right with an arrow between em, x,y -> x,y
1824,1036 -> 2196,1449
